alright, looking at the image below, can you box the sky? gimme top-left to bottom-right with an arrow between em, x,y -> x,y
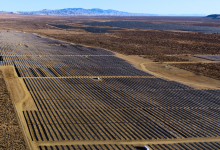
0,0 -> 219,15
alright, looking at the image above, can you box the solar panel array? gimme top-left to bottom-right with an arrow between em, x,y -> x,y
1,56 -> 151,77
23,78 -> 194,142
39,142 -> 220,150
148,142 -> 220,150
0,31 -> 113,56
79,21 -> 220,33
39,144 -> 136,150
0,31 -> 152,77
1,30 -> 220,150
194,55 -> 220,61
49,24 -> 125,33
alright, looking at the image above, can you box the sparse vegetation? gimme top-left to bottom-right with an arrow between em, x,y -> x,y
0,71 -> 28,150
173,63 -> 220,79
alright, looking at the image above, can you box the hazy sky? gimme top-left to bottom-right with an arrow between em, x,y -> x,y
1,0 -> 219,15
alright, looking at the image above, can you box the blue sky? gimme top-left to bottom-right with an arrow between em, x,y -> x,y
1,0 -> 219,15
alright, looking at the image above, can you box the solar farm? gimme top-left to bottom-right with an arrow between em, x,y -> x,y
79,21 -> 220,33
1,30 -> 220,150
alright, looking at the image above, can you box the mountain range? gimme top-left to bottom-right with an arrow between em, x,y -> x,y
16,8 -> 157,16
0,9 -> 208,16
206,14 -> 220,19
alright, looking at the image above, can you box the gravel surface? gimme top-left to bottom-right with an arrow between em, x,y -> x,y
0,70 -> 28,150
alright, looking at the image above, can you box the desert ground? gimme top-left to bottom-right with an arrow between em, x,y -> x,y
0,67 -> 28,150
0,14 -> 220,150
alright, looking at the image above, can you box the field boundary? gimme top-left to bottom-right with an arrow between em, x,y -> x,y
21,75 -> 156,79
0,65 -> 31,150
1,65 -> 38,150
35,136 -> 220,147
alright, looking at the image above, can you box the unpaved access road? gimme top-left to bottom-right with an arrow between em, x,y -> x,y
116,53 -> 220,89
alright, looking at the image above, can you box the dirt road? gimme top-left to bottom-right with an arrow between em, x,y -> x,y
1,66 -> 38,150
116,53 -> 220,89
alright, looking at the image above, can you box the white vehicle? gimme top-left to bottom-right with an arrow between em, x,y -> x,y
144,146 -> 150,150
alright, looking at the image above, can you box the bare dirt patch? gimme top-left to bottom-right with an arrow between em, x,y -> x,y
143,55 -> 189,62
1,66 -> 38,150
0,69 -> 28,150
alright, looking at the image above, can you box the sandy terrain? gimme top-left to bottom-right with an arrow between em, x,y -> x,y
0,66 -> 38,150
36,136 -> 220,147
0,67 -> 29,150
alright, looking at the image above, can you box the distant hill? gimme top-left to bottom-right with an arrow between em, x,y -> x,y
0,11 -> 14,14
206,14 -> 220,19
0,9 -> 206,16
18,8 -> 157,16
